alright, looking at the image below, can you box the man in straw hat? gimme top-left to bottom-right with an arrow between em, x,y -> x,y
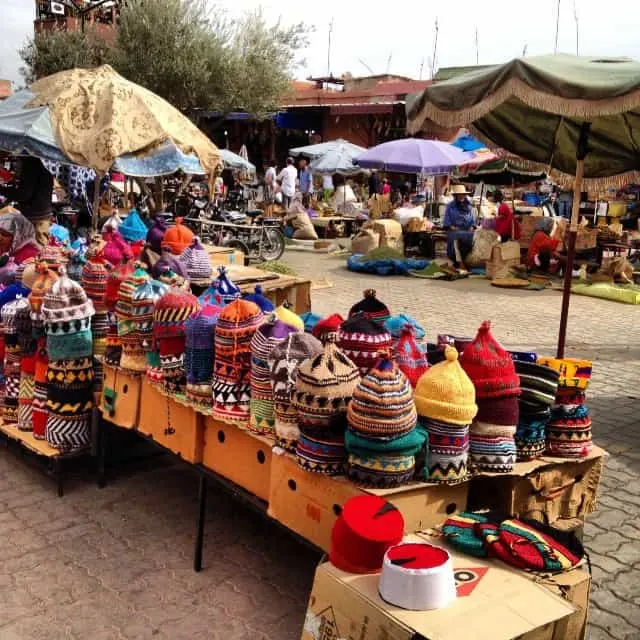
443,184 -> 475,267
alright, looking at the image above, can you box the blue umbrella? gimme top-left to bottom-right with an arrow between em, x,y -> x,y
452,133 -> 486,152
355,138 -> 474,174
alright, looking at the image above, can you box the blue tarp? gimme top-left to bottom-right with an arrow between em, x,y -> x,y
452,134 -> 485,152
347,254 -> 430,276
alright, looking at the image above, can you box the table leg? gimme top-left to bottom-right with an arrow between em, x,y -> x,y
194,472 -> 207,572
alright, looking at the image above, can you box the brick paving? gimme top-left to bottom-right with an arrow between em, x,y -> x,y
0,249 -> 637,639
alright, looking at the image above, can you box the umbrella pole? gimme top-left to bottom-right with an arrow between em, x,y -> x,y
511,177 -> 515,211
91,174 -> 102,231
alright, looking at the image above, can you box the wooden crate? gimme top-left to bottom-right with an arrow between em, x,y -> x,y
101,364 -> 142,429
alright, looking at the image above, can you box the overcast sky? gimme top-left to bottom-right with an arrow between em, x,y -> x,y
3,0 -> 640,86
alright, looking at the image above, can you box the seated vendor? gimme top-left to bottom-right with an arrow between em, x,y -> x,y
0,210 -> 41,264
443,185 -> 475,266
527,217 -> 565,273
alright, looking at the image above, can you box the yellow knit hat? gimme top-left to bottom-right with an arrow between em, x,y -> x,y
414,346 -> 477,425
275,303 -> 304,332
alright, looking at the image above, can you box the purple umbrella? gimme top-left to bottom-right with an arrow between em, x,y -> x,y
355,138 -> 475,174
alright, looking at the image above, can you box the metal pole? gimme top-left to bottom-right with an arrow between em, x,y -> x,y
194,473 -> 207,572
91,174 -> 102,231
554,0 -> 561,54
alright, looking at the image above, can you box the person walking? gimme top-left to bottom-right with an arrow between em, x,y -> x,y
278,157 -> 297,209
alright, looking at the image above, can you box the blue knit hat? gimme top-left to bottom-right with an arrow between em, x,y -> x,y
385,314 -> 426,341
119,209 -> 148,243
300,311 -> 322,333
243,285 -> 274,313
205,266 -> 241,306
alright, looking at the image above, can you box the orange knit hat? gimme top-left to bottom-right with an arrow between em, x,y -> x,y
161,218 -> 195,255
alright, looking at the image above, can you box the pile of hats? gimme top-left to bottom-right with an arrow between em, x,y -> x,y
538,357 -> 593,458
460,322 -> 520,473
152,287 -> 200,392
349,289 -> 390,325
269,332 -> 323,452
179,237 -> 212,290
337,314 -> 392,376
184,303 -> 222,405
104,261 -> 133,366
345,354 -> 426,488
512,356 -> 560,460
415,346 -> 477,484
248,315 -> 298,434
211,298 -> 264,425
293,335 -> 360,474
41,266 -> 95,452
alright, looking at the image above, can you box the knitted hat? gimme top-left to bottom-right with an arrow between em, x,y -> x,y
469,422 -> 517,473
32,340 -> 48,439
105,261 -> 134,311
269,332 -> 323,451
414,347 -> 477,426
161,218 -> 194,255
460,321 -> 521,399
536,356 -> 592,390
293,336 -> 360,433
209,266 -> 241,306
510,351 -> 538,363
249,317 -> 298,434
41,266 -> 95,325
330,495 -> 404,573
40,242 -> 68,270
347,354 -> 416,439
102,230 -> 134,266
475,396 -> 520,426
300,311 -> 321,333
546,415 -> 593,458
119,209 -> 148,243
337,314 -> 392,376
211,298 -> 264,425
2,295 -> 30,336
147,217 -> 168,253
348,289 -> 391,325
28,263 -> 58,316
385,313 -> 426,345
243,285 -> 274,313
18,351 -> 36,432
156,267 -> 190,291
81,256 -> 109,310
274,302 -> 304,332
515,416 -> 547,461
151,248 -> 190,281
421,418 -> 469,484
179,236 -> 213,287
17,257 -> 36,288
392,324 -> 428,389
311,313 -> 344,343
185,304 -> 222,404
296,431 -> 348,475
515,361 -> 559,409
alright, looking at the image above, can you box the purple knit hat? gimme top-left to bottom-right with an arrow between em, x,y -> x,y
179,236 -> 213,287
146,217 -> 168,253
151,248 -> 189,281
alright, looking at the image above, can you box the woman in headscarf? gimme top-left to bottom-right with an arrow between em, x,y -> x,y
527,217 -> 564,272
0,209 -> 41,263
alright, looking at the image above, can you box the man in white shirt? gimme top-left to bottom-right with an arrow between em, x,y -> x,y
278,157 -> 298,209
264,159 -> 277,202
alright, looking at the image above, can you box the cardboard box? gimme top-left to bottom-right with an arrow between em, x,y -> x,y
467,447 -> 607,524
101,364 -> 142,429
268,452 -> 468,553
202,417 -> 272,501
138,381 -> 204,463
301,536 -> 576,640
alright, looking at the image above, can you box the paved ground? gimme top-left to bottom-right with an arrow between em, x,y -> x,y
0,249 -> 638,639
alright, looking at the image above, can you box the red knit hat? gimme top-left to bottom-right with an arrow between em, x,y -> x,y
392,324 -> 428,389
459,321 -> 521,399
330,495 -> 404,574
311,313 -> 344,343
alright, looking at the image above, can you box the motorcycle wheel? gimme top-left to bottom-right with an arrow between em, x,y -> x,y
223,238 -> 250,260
259,228 -> 285,262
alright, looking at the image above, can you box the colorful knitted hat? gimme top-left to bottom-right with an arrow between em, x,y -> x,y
348,289 -> 391,325
81,256 -> 109,311
537,356 -> 592,390
385,314 -> 426,342
293,335 -> 360,433
243,285 -> 275,313
249,317 -> 298,434
209,266 -> 241,306
28,263 -> 58,316
515,361 -> 560,410
151,248 -> 190,281
392,324 -> 428,389
156,267 -> 190,291
414,347 -> 477,426
347,354 -> 417,439
146,217 -> 168,253
40,241 -> 68,270
337,314 -> 392,376
296,431 -> 348,476
546,415 -> 593,458
311,313 -> 344,343
515,416 -> 547,461
185,304 -> 222,404
18,351 -> 37,432
330,495 -> 404,574
460,321 -> 521,399
469,422 -> 517,473
41,266 -> 95,325
421,418 -> 469,484
179,236 -> 213,287
211,298 -> 264,425
104,261 -> 134,311
32,340 -> 48,439
2,295 -> 30,336
161,218 -> 194,255
119,209 -> 148,243
300,311 -> 322,333
269,332 -> 323,451
115,266 -> 150,319
102,230 -> 134,266
275,302 -> 304,332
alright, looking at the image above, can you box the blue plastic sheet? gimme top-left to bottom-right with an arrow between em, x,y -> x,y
347,254 -> 429,276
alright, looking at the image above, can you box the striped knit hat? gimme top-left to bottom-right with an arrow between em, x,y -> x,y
392,324 -> 428,389
349,289 -> 390,325
460,321 -> 521,399
337,314 -> 392,376
212,298 -> 264,425
185,304 -> 222,405
311,313 -> 344,344
243,285 -> 275,313
537,356 -> 592,390
179,236 -> 213,287
469,422 -> 517,473
81,255 -> 109,312
249,317 -> 299,434
347,354 -> 416,440
269,332 -> 323,451
515,361 -> 560,411
41,266 -> 95,326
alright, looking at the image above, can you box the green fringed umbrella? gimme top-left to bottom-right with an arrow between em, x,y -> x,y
407,54 -> 640,356
456,157 -> 546,185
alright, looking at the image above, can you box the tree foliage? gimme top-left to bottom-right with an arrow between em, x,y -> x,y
19,0 -> 310,117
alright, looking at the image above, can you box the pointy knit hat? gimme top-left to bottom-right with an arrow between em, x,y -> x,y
161,218 -> 194,255
102,230 -> 134,266
311,313 -> 344,343
414,346 -> 477,426
337,314 -> 392,376
27,263 -> 58,317
385,313 -> 426,342
41,266 -> 95,324
152,288 -> 200,340
209,265 -> 241,306
347,353 -> 417,439
392,324 -> 429,389
179,236 -> 213,287
81,255 -> 109,309
243,284 -> 275,313
146,217 -> 168,253
119,209 -> 148,243
300,311 -> 322,333
459,321 -> 521,399
348,289 -> 391,325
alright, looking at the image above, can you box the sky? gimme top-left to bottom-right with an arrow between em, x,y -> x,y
3,0 -> 640,86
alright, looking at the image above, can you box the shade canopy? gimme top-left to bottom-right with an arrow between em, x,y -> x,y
23,65 -> 220,174
219,149 -> 256,172
289,138 -> 366,160
407,54 -> 640,187
355,138 -> 474,175
308,142 -> 368,176
457,157 -> 547,185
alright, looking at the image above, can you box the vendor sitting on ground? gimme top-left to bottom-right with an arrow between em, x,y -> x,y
494,189 -> 519,241
0,209 -> 41,263
443,184 -> 476,267
527,217 -> 565,273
